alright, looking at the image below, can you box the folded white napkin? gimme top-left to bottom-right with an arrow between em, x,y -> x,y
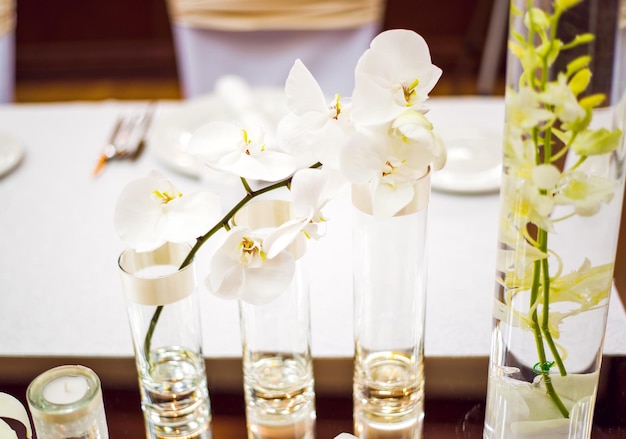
167,0 -> 384,31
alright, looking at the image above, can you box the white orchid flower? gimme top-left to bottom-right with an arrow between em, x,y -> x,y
276,59 -> 353,170
391,109 -> 446,171
114,171 -> 221,252
341,127 -> 428,217
206,226 -> 296,305
187,121 -> 297,182
351,29 -> 442,125
500,166 -> 557,233
506,86 -> 554,131
539,73 -> 586,124
555,170 -> 615,216
263,167 -> 347,258
570,127 -> 623,157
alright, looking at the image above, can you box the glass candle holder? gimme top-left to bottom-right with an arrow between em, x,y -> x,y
26,365 -> 109,439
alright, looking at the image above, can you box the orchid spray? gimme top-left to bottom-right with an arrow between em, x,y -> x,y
496,0 -> 622,417
114,29 -> 445,368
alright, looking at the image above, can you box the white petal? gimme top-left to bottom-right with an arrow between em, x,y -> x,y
340,132 -> 387,184
240,251 -> 296,305
291,167 -> 347,217
263,217 -> 309,259
187,121 -> 243,164
234,149 -> 297,181
207,229 -> 248,299
532,164 -> 561,189
372,180 -> 415,217
114,174 -> 169,252
160,192 -> 221,243
0,420 -> 18,439
207,264 -> 245,301
0,392 -> 32,438
284,59 -> 328,115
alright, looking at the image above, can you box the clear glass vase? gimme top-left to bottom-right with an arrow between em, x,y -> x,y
236,200 -> 316,439
118,242 -> 213,439
351,175 -> 431,439
484,1 -> 626,438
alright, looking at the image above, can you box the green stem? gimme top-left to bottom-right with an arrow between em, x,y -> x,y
141,162 -> 322,368
530,227 -> 569,418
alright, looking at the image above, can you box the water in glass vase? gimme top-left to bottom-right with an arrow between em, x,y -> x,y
244,355 -> 315,439
354,349 -> 424,438
483,302 -> 609,439
140,346 -> 212,439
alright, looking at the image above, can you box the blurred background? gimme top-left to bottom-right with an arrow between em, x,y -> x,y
11,0 -> 506,102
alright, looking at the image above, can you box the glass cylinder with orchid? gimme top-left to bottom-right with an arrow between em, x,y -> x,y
484,1 -> 626,438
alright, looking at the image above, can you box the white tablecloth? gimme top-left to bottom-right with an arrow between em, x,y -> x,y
0,97 -> 624,366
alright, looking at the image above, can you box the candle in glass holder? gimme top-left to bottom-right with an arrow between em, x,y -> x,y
26,365 -> 109,439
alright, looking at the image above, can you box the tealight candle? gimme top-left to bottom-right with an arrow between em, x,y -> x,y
26,365 -> 109,439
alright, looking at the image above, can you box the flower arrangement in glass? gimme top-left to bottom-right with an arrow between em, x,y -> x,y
484,0 -> 625,437
114,28 -> 445,436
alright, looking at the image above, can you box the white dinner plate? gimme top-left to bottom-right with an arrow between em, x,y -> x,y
149,87 -> 288,178
431,126 -> 503,195
0,133 -> 24,178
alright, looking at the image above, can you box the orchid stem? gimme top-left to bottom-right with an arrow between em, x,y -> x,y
142,162 -> 322,368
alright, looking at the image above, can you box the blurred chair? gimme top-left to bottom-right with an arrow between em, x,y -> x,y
476,0 -> 508,95
166,0 -> 386,99
0,0 -> 15,103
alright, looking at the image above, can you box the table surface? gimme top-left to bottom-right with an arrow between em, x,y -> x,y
0,96 -> 625,395
2,355 -> 625,438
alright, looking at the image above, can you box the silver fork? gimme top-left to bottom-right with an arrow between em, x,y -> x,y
93,103 -> 155,176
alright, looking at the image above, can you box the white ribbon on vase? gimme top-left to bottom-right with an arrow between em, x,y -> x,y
166,0 -> 385,30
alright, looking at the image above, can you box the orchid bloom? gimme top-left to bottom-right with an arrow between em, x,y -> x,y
114,171 -> 221,252
206,226 -> 296,305
502,164 -> 560,233
539,72 -> 586,124
351,29 -> 442,126
276,59 -> 353,170
340,128 -> 428,217
187,121 -> 297,182
263,167 -> 347,258
506,86 -> 554,131
554,170 -> 615,216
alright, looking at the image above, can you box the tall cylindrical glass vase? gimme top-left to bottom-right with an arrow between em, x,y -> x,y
352,175 -> 430,439
118,242 -> 213,439
484,1 -> 626,438
236,200 -> 316,439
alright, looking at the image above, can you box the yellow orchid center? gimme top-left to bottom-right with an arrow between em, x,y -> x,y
382,160 -> 396,177
241,128 -> 265,155
402,78 -> 420,106
330,93 -> 342,120
152,190 -> 182,204
239,237 -> 265,264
